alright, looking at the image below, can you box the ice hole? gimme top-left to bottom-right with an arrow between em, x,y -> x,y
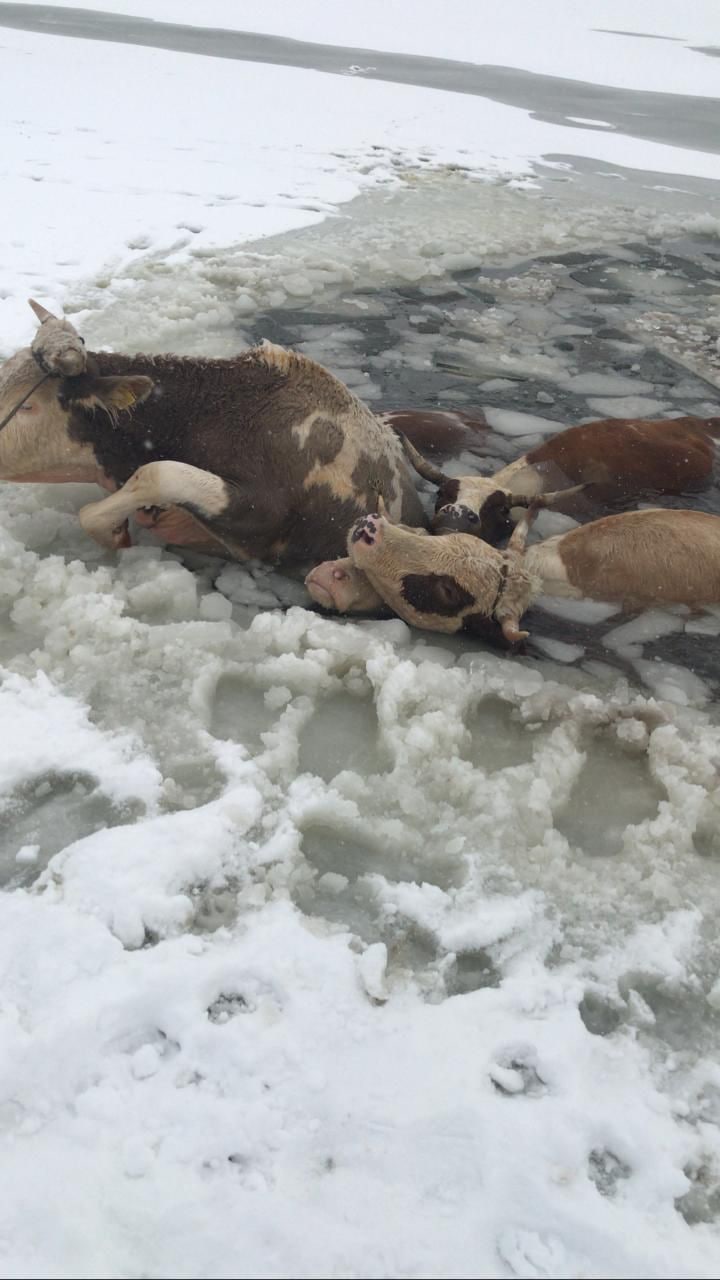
463,697 -> 537,773
554,731 -> 663,857
297,693 -> 385,782
210,676 -> 277,750
0,772 -> 135,888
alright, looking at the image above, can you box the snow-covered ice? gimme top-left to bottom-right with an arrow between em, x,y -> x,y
1,3 -> 720,1278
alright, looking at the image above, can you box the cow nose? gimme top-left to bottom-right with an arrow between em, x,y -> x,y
433,503 -> 479,533
350,513 -> 382,548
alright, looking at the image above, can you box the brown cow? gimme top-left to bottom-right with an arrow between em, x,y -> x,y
379,407 -> 488,456
399,416 -> 720,543
309,504 -> 720,645
0,302 -> 426,564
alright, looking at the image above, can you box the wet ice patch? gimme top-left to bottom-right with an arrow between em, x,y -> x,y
1,777 -> 130,890
533,636 -> 585,663
298,691 -> 384,782
555,729 -> 664,857
562,372 -> 655,395
603,609 -> 687,656
534,596 -> 620,624
587,395 -> 671,417
633,658 -> 711,707
483,408 -> 564,436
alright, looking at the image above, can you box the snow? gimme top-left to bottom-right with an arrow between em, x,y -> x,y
3,4 -> 720,349
32,0 -> 720,98
1,2 -> 720,1277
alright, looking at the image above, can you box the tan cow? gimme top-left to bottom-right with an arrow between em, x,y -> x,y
308,505 -> 720,645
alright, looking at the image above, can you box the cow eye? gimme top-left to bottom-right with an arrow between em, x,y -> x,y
467,512 -> 479,524
401,572 -> 475,616
19,403 -> 35,412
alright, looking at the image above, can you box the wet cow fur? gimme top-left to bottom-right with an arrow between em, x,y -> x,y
0,313 -> 426,565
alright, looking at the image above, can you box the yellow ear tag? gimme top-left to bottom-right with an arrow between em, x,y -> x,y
114,386 -> 137,409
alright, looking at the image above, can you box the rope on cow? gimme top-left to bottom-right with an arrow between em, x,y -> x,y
0,371 -> 52,434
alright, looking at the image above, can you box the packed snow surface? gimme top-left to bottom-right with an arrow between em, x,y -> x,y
2,3 -> 720,1278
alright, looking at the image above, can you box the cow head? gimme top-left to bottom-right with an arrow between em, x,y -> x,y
28,298 -> 88,378
305,556 -> 385,614
397,432 -> 582,545
345,505 -> 535,644
397,432 -> 522,543
0,302 -> 154,482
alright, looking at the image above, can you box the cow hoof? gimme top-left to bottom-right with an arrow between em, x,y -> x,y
134,505 -> 165,528
350,514 -> 381,547
79,503 -> 131,550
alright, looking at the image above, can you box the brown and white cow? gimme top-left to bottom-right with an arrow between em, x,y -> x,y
399,416 -> 720,543
308,505 -> 720,645
0,302 -> 426,564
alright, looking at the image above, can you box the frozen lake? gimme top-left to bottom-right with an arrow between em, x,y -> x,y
0,2 -> 718,156
2,6 -> 720,1278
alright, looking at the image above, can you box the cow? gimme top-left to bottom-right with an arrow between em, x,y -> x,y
307,503 -> 720,646
398,415 -> 720,543
379,407 -> 488,457
0,302 -> 426,564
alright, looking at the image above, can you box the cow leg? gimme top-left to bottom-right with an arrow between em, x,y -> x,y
78,461 -> 231,550
506,504 -> 541,555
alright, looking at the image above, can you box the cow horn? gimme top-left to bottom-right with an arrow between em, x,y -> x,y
501,618 -> 529,646
395,432 -> 450,487
28,299 -> 58,325
508,482 -> 587,509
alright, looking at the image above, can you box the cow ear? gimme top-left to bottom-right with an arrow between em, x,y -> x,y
484,488 -> 511,510
63,375 -> 154,417
437,477 -> 460,505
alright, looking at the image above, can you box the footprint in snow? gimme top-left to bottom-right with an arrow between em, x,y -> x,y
489,1045 -> 547,1096
497,1227 -> 589,1279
